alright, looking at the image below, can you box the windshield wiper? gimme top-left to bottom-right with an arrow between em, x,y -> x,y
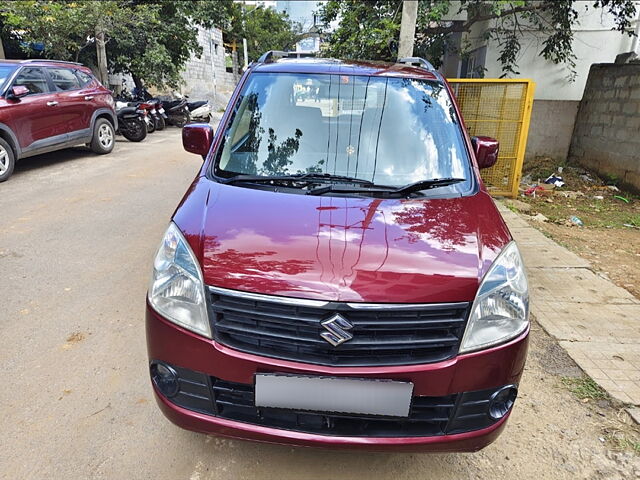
393,177 -> 466,195
306,178 -> 466,196
221,173 -> 374,186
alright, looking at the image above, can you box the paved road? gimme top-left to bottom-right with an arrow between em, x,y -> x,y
1,129 -> 636,479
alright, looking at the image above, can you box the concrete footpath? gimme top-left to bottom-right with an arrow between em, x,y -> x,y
497,202 -> 640,405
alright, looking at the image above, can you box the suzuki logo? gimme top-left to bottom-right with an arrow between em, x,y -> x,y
320,313 -> 354,346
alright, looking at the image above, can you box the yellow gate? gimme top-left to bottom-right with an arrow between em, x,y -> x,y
448,79 -> 535,198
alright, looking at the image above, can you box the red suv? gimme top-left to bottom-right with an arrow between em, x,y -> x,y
146,53 -> 529,452
0,59 -> 116,182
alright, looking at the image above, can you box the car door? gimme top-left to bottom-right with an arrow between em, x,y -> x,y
45,67 -> 90,139
9,67 -> 67,152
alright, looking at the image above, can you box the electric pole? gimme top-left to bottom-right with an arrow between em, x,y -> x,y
398,0 -> 418,59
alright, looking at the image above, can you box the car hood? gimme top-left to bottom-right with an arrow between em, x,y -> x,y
173,179 -> 512,303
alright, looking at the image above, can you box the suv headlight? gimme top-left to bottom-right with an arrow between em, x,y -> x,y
148,223 -> 211,338
460,242 -> 529,353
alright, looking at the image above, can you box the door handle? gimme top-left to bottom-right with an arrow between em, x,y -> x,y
84,95 -> 94,101
47,101 -> 58,106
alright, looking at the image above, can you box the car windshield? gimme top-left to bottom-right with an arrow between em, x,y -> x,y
215,72 -> 472,193
0,65 -> 17,90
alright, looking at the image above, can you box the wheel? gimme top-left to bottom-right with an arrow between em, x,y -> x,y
155,115 -> 166,131
121,118 -> 147,142
146,116 -> 156,133
90,118 -> 115,154
0,137 -> 15,182
174,112 -> 190,128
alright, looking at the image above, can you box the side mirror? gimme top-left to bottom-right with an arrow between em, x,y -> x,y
472,136 -> 499,169
7,85 -> 29,100
182,123 -> 213,157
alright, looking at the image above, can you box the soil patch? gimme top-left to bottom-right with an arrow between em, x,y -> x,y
509,157 -> 640,297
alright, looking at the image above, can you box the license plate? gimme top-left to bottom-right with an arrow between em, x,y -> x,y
159,108 -> 165,114
254,374 -> 413,417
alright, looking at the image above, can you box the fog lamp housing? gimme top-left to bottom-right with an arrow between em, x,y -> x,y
151,361 -> 180,398
488,385 -> 518,420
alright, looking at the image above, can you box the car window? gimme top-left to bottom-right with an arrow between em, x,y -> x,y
0,65 -> 18,91
48,67 -> 81,91
13,67 -> 50,95
217,73 -> 471,190
75,70 -> 94,87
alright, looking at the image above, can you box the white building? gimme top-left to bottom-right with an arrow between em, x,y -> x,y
276,0 -> 325,53
439,2 -> 640,160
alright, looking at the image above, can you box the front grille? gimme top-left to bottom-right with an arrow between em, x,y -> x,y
162,364 -> 507,437
208,287 -> 470,366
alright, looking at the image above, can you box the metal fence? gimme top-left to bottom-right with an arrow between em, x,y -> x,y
449,79 -> 536,198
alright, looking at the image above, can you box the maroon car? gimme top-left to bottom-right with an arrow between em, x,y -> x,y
146,53 -> 529,452
0,59 -> 116,182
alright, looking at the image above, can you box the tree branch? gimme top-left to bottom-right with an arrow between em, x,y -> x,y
416,3 -> 548,39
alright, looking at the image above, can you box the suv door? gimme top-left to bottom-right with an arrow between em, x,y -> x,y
9,67 -> 67,152
46,67 -> 90,139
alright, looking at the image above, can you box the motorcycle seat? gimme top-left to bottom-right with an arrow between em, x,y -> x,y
188,101 -> 207,110
118,106 -> 138,115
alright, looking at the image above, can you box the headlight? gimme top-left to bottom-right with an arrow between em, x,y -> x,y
460,242 -> 529,353
148,223 -> 211,338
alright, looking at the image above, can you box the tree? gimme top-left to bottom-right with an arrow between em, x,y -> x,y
319,0 -> 639,78
107,0 -> 235,88
0,0 -> 235,88
219,3 -> 302,65
238,5 -> 302,63
0,1 -> 152,63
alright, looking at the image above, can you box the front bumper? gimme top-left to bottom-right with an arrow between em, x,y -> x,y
146,304 -> 529,452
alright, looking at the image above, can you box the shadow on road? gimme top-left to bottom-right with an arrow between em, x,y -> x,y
10,137 -> 135,179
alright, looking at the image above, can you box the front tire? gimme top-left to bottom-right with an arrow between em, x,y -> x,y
155,115 -> 166,131
122,118 -> 147,142
147,116 -> 156,134
174,112 -> 190,128
0,138 -> 16,182
90,118 -> 115,154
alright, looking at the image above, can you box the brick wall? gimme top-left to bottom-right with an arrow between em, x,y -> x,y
180,27 -> 238,107
526,100 -> 580,161
569,63 -> 640,191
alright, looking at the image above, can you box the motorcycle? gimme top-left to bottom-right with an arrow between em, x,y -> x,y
160,97 -> 190,127
114,101 -> 147,142
187,100 -> 212,123
150,99 -> 167,130
170,91 -> 212,123
137,102 -> 159,133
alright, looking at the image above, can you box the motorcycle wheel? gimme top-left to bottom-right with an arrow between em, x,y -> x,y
121,118 -> 147,142
147,116 -> 156,134
174,112 -> 190,128
155,115 -> 166,131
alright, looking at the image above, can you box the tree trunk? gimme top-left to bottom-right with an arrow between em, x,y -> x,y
0,39 -> 5,60
95,30 -> 109,87
132,74 -> 143,90
398,0 -> 418,59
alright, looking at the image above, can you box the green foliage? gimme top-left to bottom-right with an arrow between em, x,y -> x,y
319,0 -> 402,61
319,0 -> 639,78
106,0 -> 235,88
0,0 -> 151,62
239,6 -> 302,63
0,0 -> 300,88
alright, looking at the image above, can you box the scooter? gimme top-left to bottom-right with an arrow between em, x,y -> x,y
188,100 -> 212,123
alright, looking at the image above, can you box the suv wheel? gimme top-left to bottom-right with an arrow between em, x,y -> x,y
0,138 -> 15,182
90,118 -> 115,154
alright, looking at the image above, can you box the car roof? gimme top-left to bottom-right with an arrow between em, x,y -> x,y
0,59 -> 91,70
251,57 -> 441,82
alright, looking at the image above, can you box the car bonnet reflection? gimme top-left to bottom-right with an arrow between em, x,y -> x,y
199,184 -> 508,303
